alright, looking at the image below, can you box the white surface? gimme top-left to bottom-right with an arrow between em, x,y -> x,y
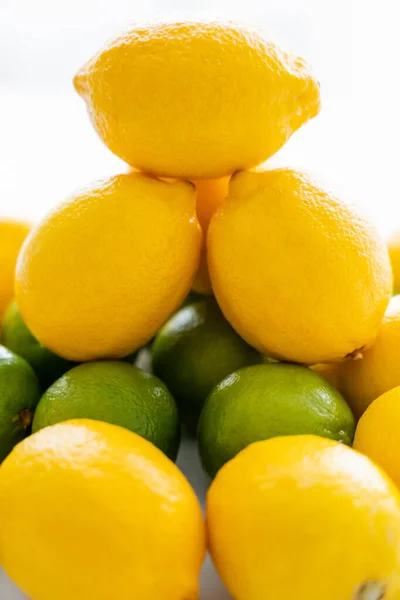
0,437 -> 233,599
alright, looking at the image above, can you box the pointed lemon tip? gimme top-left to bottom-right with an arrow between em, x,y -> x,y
73,69 -> 89,98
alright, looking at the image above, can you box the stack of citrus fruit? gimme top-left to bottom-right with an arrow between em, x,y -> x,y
1,18 -> 400,600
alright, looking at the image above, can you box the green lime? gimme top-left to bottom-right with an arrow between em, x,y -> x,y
198,363 -> 356,478
32,361 -> 180,460
0,345 -> 41,461
152,298 -> 262,432
1,301 -> 76,388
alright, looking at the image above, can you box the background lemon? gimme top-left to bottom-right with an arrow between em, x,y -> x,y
0,420 -> 205,600
354,387 -> 400,488
0,345 -> 41,461
15,173 -> 202,362
208,168 -> 392,364
198,363 -> 355,478
74,20 -> 320,179
339,295 -> 400,418
388,231 -> 400,294
152,298 -> 262,433
207,435 -> 400,600
32,361 -> 181,460
1,301 -> 75,388
0,219 -> 31,321
192,178 -> 229,294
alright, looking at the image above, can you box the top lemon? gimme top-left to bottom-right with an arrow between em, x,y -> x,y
74,20 -> 320,179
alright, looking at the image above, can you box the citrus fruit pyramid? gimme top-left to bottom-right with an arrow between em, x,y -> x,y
1,18 -> 400,600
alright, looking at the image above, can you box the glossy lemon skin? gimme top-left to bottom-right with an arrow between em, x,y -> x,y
208,168 -> 392,364
15,173 -> 202,361
340,296 -> 400,418
0,420 -> 206,600
354,387 -> 400,489
0,220 -> 31,320
74,20 -> 320,179
207,435 -> 400,600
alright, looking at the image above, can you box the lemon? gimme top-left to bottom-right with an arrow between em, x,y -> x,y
74,20 -> 320,179
198,363 -> 355,478
311,362 -> 343,391
15,173 -> 202,361
191,178 -> 229,294
1,301 -> 75,388
32,361 -> 180,460
388,231 -> 400,294
0,345 -> 41,461
152,298 -> 262,433
207,435 -> 400,600
208,168 -> 392,364
0,219 -> 31,321
354,387 -> 400,488
339,295 -> 400,418
0,420 -> 205,600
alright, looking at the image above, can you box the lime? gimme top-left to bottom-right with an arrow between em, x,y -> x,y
198,363 -> 355,477
2,301 -> 76,388
32,361 -> 180,460
152,298 -> 262,432
0,345 -> 41,461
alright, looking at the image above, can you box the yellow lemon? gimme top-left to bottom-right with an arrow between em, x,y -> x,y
339,296 -> 400,418
15,173 -> 202,361
207,435 -> 400,600
0,219 -> 31,320
74,20 -> 320,179
208,169 -> 392,364
311,362 -> 343,391
388,231 -> 400,294
0,420 -> 205,600
354,387 -> 400,489
192,178 -> 229,294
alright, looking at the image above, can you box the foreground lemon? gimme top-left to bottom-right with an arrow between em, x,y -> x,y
207,435 -> 400,600
74,20 -> 320,179
192,178 -> 229,294
15,173 -> 202,361
339,296 -> 400,418
208,169 -> 392,364
0,420 -> 205,600
0,219 -> 31,320
354,387 -> 400,489
388,231 -> 400,294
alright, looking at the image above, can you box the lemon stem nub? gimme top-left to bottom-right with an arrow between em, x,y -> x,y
354,581 -> 386,600
17,409 -> 33,431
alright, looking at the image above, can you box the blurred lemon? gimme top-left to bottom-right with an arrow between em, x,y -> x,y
0,420 -> 205,600
208,169 -> 392,364
207,435 -> 400,600
15,173 -> 202,361
388,231 -> 400,294
74,20 -> 320,179
0,219 -> 31,321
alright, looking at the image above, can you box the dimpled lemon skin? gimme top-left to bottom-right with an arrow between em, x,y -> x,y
208,169 -> 392,364
339,296 -> 400,418
74,20 -> 320,180
192,178 -> 229,295
207,435 -> 400,600
15,173 -> 202,362
0,420 -> 205,600
0,220 -> 31,320
354,387 -> 400,489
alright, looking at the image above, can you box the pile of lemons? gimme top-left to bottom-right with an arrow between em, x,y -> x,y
2,19 -> 400,600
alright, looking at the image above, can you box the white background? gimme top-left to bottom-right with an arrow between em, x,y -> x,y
0,1 -> 399,598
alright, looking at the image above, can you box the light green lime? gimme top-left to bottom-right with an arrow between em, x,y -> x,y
1,301 -> 76,389
32,361 -> 180,460
198,363 -> 356,478
152,298 -> 262,432
0,345 -> 41,461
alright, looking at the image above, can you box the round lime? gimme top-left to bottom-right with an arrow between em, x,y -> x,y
32,361 -> 180,460
152,298 -> 262,432
0,345 -> 41,461
198,363 -> 355,477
